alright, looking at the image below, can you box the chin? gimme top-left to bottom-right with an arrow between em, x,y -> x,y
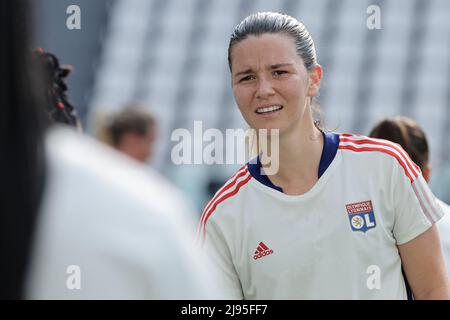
251,124 -> 284,136
255,119 -> 283,129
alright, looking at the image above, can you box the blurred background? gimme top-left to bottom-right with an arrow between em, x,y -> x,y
33,0 -> 450,212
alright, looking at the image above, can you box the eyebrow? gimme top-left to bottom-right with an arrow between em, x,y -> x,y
234,69 -> 253,77
234,63 -> 294,77
269,63 -> 293,69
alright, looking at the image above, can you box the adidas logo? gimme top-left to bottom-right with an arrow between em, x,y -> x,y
253,242 -> 274,260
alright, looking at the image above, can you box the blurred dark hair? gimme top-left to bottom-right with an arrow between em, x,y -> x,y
31,48 -> 81,128
104,105 -> 156,147
369,116 -> 429,171
0,0 -> 46,299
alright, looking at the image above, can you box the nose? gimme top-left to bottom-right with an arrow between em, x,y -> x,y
255,77 -> 275,99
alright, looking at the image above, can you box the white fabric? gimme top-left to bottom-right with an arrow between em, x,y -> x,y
437,199 -> 450,277
26,127 -> 220,299
200,133 -> 444,299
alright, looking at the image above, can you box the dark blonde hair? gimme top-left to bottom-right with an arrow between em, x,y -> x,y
100,105 -> 156,148
369,116 -> 429,171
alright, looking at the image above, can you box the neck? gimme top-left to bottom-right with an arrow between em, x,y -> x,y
259,115 -> 324,194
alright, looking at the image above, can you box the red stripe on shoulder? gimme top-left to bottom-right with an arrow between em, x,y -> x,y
197,170 -> 252,245
338,145 -> 414,183
197,165 -> 247,229
341,133 -> 359,137
339,135 -> 420,176
197,164 -> 248,244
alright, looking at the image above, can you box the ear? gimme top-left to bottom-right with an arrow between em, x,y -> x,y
308,64 -> 323,97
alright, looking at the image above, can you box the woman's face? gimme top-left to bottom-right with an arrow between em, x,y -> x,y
230,33 -> 321,134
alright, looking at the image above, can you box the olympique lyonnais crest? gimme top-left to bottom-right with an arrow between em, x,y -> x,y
346,200 -> 376,233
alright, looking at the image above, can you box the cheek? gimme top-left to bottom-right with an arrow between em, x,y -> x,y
283,81 -> 307,102
287,71 -> 309,94
233,86 -> 252,110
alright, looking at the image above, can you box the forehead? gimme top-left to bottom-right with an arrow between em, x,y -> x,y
230,33 -> 301,71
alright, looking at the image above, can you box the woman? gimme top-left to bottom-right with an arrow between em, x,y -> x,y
369,116 -> 450,277
197,12 -> 449,299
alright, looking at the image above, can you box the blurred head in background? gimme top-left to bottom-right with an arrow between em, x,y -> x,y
98,105 -> 157,163
369,116 -> 431,182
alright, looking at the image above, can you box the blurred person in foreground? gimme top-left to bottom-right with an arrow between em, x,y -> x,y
0,0 -> 220,299
32,47 -> 82,130
97,106 -> 157,163
370,116 -> 450,277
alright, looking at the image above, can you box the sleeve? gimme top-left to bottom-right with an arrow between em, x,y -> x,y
436,200 -> 450,275
200,218 -> 244,300
391,161 -> 445,245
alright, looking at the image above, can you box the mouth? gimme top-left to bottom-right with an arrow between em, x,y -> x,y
255,105 -> 284,115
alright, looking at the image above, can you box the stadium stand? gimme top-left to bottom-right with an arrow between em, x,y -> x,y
88,0 -> 450,208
